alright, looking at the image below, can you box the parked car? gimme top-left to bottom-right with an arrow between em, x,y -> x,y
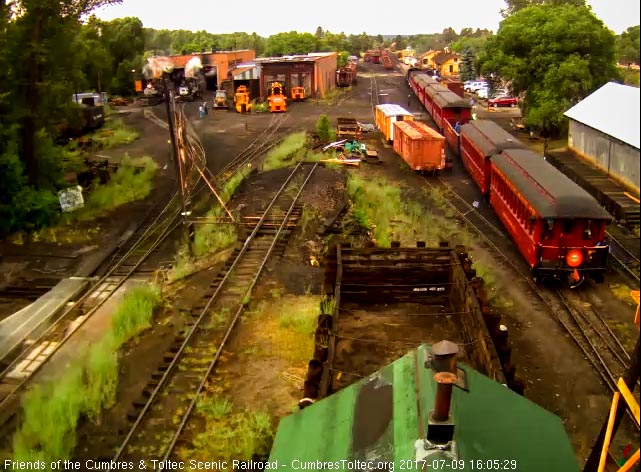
464,81 -> 488,93
476,86 -> 489,99
488,95 -> 518,107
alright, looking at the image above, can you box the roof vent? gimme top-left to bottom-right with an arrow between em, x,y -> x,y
430,340 -> 459,374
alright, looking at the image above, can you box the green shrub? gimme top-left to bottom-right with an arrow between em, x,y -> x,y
315,115 -> 331,142
262,132 -> 307,171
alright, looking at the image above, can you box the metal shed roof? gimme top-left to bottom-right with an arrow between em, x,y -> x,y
461,120 -> 526,157
269,344 -> 579,471
564,82 -> 640,150
492,149 -> 613,220
376,104 -> 413,117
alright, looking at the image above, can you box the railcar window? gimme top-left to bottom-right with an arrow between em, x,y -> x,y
583,220 -> 592,240
542,219 -> 554,239
563,219 -> 573,234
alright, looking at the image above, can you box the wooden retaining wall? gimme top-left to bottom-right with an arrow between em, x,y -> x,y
298,242 -> 523,409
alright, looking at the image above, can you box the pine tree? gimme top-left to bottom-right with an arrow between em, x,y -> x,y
460,47 -> 476,82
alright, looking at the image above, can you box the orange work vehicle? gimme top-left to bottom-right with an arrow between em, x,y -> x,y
234,85 -> 252,113
268,82 -> 287,112
291,86 -> 305,101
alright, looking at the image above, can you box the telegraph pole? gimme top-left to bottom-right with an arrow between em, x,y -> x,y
163,73 -> 192,255
583,334 -> 640,471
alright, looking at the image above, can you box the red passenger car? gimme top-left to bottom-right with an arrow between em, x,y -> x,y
459,120 -> 525,195
489,149 -> 612,286
432,90 -> 471,132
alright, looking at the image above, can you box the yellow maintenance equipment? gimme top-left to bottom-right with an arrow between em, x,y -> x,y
213,89 -> 229,110
234,85 -> 252,113
268,82 -> 286,113
291,86 -> 305,101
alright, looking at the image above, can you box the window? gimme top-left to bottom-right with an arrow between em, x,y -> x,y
449,64 -> 454,73
563,219 -> 573,234
583,220 -> 592,240
542,219 -> 554,240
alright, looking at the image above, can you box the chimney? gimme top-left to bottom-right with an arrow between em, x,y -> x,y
425,340 -> 459,446
433,372 -> 457,422
430,340 -> 459,374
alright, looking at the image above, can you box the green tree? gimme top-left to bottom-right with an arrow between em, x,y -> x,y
479,4 -> 618,134
316,115 -> 331,142
315,26 -> 324,39
616,25 -> 640,65
459,47 -> 476,81
501,0 -> 586,16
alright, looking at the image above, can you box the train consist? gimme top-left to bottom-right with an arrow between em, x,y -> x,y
407,70 -> 612,287
336,59 -> 358,87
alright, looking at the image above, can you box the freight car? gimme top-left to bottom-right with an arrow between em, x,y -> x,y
393,120 -> 446,173
407,71 -> 612,286
375,104 -> 414,142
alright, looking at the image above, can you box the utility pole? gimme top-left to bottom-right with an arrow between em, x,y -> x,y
583,334 -> 640,472
163,73 -> 192,255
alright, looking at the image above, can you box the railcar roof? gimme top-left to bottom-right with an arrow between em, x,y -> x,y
492,149 -> 613,220
376,104 -> 413,117
394,120 -> 445,140
461,121 -> 526,156
433,90 -> 472,108
414,74 -> 439,87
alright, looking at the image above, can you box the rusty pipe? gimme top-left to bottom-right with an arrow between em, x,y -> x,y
433,372 -> 457,422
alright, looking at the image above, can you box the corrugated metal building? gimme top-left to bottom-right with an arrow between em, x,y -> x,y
255,52 -> 337,100
564,82 -> 640,193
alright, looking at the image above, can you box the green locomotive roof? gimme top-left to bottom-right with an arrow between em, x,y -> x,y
268,344 -> 578,471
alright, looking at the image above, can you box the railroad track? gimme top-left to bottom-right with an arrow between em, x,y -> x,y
606,230 -> 640,283
0,193 -> 183,428
0,105 -> 205,432
422,175 -> 637,403
112,161 -> 318,463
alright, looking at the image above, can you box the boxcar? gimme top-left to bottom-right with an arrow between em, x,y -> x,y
490,149 -> 612,286
375,104 -> 414,142
460,120 -> 525,195
393,120 -> 446,173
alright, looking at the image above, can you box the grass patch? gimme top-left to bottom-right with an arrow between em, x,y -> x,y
63,154 -> 158,223
89,118 -> 139,149
346,174 -> 471,248
177,395 -> 273,465
12,284 -> 161,462
300,204 -> 322,235
609,283 -> 636,305
253,101 -> 269,113
262,132 -> 307,171
190,164 -> 253,261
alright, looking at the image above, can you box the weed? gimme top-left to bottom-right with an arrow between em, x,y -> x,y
111,284 -> 161,347
320,296 -> 336,315
262,132 -> 307,171
62,154 -> 157,223
179,396 -> 273,464
346,174 -> 472,248
609,283 -> 635,304
84,336 -> 119,424
90,118 -> 139,148
270,288 -> 283,299
300,205 -> 321,235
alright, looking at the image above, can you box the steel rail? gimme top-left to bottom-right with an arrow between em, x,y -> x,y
162,161 -> 320,460
112,161 -> 314,461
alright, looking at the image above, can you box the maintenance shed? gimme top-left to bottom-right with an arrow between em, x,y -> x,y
255,52 -> 337,100
564,82 -> 640,194
147,49 -> 255,91
269,343 -> 578,471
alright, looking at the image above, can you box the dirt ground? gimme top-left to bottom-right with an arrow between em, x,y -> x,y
332,302 -> 467,392
4,61 -> 638,465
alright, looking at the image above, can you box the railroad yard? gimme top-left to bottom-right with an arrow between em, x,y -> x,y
0,58 -> 639,468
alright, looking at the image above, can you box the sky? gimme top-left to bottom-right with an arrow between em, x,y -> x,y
93,0 -> 640,36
